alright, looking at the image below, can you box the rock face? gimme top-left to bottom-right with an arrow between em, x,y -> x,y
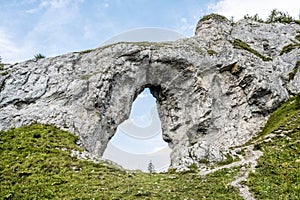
0,15 -> 299,170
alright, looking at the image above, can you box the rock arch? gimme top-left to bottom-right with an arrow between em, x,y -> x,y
0,17 -> 299,170
90,57 -> 209,168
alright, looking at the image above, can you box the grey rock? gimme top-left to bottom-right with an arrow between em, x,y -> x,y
0,16 -> 299,170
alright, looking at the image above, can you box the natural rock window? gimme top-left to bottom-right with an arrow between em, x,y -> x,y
102,88 -> 171,172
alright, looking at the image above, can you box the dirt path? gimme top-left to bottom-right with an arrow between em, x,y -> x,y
199,145 -> 263,200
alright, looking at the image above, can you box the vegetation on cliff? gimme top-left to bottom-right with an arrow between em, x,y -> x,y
244,9 -> 300,24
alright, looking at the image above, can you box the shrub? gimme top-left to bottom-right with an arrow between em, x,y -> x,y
0,71 -> 8,76
188,163 -> 198,173
244,14 -> 264,22
34,53 -> 45,60
244,9 -> 299,24
266,9 -> 294,23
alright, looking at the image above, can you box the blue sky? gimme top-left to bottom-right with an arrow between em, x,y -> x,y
103,89 -> 172,172
0,0 -> 207,63
1,0 -> 299,63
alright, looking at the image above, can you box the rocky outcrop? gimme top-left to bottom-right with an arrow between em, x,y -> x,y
0,15 -> 299,170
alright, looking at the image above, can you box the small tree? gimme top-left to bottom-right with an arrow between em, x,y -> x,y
244,14 -> 264,23
34,53 -> 45,61
266,9 -> 294,23
147,160 -> 155,173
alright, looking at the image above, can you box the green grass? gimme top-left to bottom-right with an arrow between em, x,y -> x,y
0,124 -> 242,199
295,34 -> 300,42
2,97 -> 300,199
0,71 -> 9,76
252,95 -> 300,140
232,39 -> 273,61
246,94 -> 300,199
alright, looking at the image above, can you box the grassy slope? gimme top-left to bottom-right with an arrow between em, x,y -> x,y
0,124 -> 241,200
246,95 -> 300,199
1,95 -> 300,199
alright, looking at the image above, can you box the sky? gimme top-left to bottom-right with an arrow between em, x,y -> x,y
103,88 -> 171,172
1,0 -> 299,172
1,0 -> 299,63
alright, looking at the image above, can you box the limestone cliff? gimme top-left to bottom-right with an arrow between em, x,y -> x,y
0,15 -> 299,170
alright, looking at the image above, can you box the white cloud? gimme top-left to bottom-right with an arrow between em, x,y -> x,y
0,29 -> 24,63
103,2 -> 109,8
181,17 -> 187,23
177,16 -> 197,35
137,92 -> 152,99
25,0 -> 70,13
0,0 -> 87,63
208,0 -> 300,21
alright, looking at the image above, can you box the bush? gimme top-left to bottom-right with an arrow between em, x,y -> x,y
34,53 -> 45,60
188,163 -> 198,173
244,9 -> 299,24
244,14 -> 264,22
267,9 -> 294,23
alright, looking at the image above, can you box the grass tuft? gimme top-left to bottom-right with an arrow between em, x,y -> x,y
232,39 -> 272,61
280,43 -> 300,55
207,49 -> 217,55
199,14 -> 228,23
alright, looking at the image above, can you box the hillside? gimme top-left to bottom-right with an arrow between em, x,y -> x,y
1,94 -> 299,199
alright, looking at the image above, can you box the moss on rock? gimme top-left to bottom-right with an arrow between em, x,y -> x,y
199,13 -> 228,23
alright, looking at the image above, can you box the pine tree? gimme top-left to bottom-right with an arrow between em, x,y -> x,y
147,160 -> 155,173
